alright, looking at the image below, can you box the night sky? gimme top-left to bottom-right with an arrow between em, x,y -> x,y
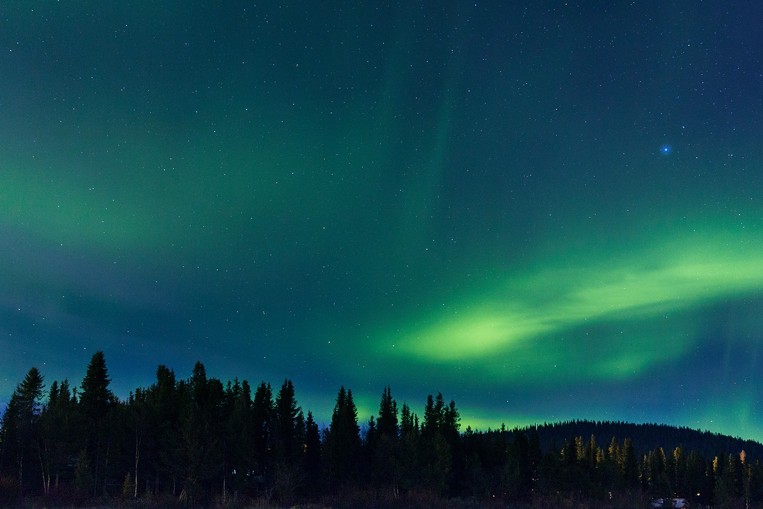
2,2 -> 763,439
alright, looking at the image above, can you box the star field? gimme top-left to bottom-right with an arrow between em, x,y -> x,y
2,2 -> 763,438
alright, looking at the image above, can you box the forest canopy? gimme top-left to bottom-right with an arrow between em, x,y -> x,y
2,352 -> 763,508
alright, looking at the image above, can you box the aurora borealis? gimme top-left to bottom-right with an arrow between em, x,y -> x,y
2,2 -> 763,439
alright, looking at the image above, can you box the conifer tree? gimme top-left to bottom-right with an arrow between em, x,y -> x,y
671,445 -> 687,497
180,362 -> 226,505
397,402 -> 421,490
422,393 -> 444,438
80,353 -> 112,418
252,381 -> 273,483
268,379 -> 304,503
400,403 -> 418,439
419,394 -> 453,494
0,367 -> 44,494
645,447 -> 670,496
599,436 -> 621,491
364,415 -> 377,465
621,437 -> 639,488
377,386 -> 398,439
125,388 -> 150,499
303,411 -> 322,494
39,379 -> 78,495
272,379 -> 302,465
370,387 -> 401,492
225,379 -> 253,495
79,351 -> 115,497
325,386 -> 361,489
147,365 -> 182,495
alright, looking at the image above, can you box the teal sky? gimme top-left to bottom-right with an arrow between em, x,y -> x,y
2,2 -> 763,439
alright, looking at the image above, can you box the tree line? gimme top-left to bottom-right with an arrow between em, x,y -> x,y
2,352 -> 763,508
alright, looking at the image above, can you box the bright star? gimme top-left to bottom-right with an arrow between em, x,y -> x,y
660,144 -> 672,155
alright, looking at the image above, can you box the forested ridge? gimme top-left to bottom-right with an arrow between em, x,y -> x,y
2,352 -> 763,508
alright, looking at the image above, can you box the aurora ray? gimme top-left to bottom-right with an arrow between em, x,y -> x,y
1,1 -> 763,442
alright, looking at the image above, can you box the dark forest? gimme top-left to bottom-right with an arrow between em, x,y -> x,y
2,352 -> 762,508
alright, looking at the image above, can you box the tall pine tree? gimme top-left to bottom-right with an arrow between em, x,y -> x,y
371,387 -> 401,493
252,381 -> 273,485
0,367 -> 45,494
39,379 -> 78,495
79,351 -> 115,497
271,379 -> 304,502
325,386 -> 361,489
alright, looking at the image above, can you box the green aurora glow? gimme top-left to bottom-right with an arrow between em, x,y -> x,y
2,2 -> 763,440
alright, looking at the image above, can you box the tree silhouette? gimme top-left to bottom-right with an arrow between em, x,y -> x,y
325,386 -> 360,489
303,410 -> 322,494
79,351 -> 115,497
271,379 -> 304,502
39,379 -> 78,495
370,387 -> 401,493
251,381 -> 273,487
0,367 -> 44,494
3,357 -> 763,507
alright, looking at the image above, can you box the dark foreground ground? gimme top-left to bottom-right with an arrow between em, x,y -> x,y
4,491 -> 719,509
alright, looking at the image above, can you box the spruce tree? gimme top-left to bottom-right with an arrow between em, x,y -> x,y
368,387 -> 401,491
325,386 -> 361,489
39,379 -> 78,495
125,388 -> 151,499
377,386 -> 398,439
621,437 -> 639,488
422,394 -> 444,438
0,367 -> 45,494
79,351 -> 115,497
225,379 -> 253,495
147,365 -> 182,496
272,379 -> 302,464
419,393 -> 455,494
304,411 -> 322,494
271,380 -> 304,502
180,362 -> 225,505
400,403 -> 418,439
398,403 -> 421,490
252,381 -> 273,483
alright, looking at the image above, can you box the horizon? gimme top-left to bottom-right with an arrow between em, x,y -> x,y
3,355 -> 763,446
2,3 -> 763,444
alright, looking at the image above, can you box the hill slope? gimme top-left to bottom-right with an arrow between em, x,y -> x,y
510,419 -> 763,459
